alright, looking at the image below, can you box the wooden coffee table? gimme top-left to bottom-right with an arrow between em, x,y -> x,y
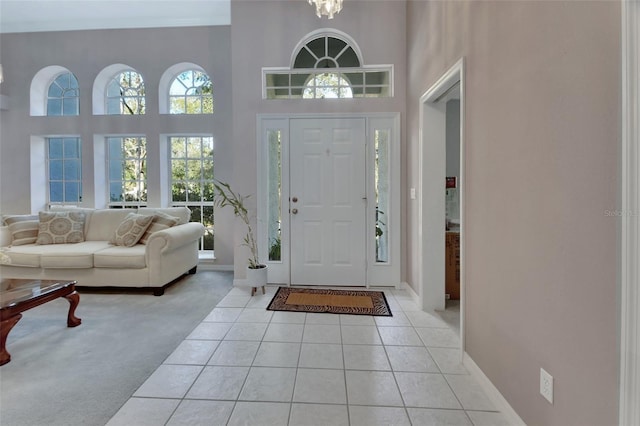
0,278 -> 81,365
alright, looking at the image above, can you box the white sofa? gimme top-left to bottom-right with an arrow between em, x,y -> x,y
0,207 -> 205,295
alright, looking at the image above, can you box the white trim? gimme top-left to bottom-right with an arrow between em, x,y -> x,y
463,352 -> 527,426
198,263 -> 233,272
401,281 -> 420,305
418,58 -> 466,353
620,0 -> 640,424
30,65 -> 68,116
92,64 -> 135,115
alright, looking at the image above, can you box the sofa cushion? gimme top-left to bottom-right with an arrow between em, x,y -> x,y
110,213 -> 154,247
0,245 -> 42,267
84,209 -> 133,241
36,211 -> 86,245
39,241 -> 111,268
138,212 -> 180,245
3,215 -> 39,246
138,207 -> 190,225
93,245 -> 146,269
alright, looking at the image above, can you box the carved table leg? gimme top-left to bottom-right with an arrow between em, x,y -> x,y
0,314 -> 23,366
64,291 -> 82,327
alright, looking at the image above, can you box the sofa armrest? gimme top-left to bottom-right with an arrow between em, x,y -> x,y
145,222 -> 205,254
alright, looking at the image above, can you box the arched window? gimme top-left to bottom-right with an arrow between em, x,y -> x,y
106,70 -> 145,115
303,72 -> 353,99
169,70 -> 213,114
47,72 -> 79,116
262,30 -> 392,99
293,35 -> 361,69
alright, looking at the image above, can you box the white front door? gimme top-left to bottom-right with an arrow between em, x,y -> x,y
289,118 -> 366,286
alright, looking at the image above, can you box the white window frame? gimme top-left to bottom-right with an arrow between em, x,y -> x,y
46,136 -> 82,206
105,70 -> 146,115
168,135 -> 215,257
106,136 -> 148,208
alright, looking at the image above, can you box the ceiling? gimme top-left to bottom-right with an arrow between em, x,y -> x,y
0,0 -> 231,34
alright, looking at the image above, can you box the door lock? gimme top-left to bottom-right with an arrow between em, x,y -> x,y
292,197 -> 298,203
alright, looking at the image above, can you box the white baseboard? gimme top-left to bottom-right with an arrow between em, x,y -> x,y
401,281 -> 422,309
198,262 -> 233,272
233,278 -> 247,287
463,352 -> 527,425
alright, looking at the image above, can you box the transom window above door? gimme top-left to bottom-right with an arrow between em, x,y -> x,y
263,30 -> 393,100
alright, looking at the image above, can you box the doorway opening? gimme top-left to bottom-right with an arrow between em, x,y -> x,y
418,59 -> 466,353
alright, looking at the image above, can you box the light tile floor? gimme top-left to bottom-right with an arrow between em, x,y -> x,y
106,286 -> 511,426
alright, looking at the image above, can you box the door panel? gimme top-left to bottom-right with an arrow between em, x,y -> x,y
290,118 -> 366,286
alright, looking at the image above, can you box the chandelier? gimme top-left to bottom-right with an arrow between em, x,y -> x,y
308,0 -> 343,19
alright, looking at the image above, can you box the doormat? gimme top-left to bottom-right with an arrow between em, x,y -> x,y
267,287 -> 392,316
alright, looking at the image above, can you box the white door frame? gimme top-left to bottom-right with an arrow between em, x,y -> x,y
257,113 -> 401,288
418,58 -> 465,349
620,1 -> 639,423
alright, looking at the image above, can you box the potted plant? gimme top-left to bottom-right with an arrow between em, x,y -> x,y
213,180 -> 267,295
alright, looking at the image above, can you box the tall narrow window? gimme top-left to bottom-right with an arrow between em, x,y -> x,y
107,137 -> 147,207
169,70 -> 213,114
266,130 -> 282,261
106,71 -> 145,115
375,129 -> 390,263
47,137 -> 82,205
47,73 -> 79,116
170,136 -> 214,254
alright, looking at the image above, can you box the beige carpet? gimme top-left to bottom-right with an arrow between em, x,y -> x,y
0,271 -> 233,426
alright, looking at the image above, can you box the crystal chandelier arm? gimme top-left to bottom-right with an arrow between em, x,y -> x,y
308,0 -> 343,19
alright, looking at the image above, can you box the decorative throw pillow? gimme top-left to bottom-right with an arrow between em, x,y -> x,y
110,213 -> 154,247
36,211 -> 86,245
3,215 -> 39,246
138,212 -> 180,245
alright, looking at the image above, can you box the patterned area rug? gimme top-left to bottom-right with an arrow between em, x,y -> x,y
267,287 -> 392,316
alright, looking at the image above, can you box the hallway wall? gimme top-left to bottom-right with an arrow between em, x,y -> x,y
405,1 -> 620,425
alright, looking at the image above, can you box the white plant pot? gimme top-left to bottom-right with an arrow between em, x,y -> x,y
246,264 -> 268,289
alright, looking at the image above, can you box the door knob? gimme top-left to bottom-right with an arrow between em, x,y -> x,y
291,208 -> 298,214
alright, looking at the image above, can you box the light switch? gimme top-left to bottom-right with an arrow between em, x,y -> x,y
410,188 -> 416,199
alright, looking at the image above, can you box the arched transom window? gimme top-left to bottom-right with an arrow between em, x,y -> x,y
263,31 -> 392,100
106,70 -> 145,115
294,35 -> 360,69
169,70 -> 213,114
47,72 -> 79,116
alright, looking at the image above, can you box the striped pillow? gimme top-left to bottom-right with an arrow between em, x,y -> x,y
139,212 -> 180,245
3,215 -> 39,246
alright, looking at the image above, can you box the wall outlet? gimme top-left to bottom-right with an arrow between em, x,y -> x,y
540,368 -> 554,404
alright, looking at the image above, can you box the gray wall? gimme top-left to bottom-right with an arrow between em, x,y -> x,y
0,26 -> 236,264
230,0 -> 407,277
406,1 -> 620,425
